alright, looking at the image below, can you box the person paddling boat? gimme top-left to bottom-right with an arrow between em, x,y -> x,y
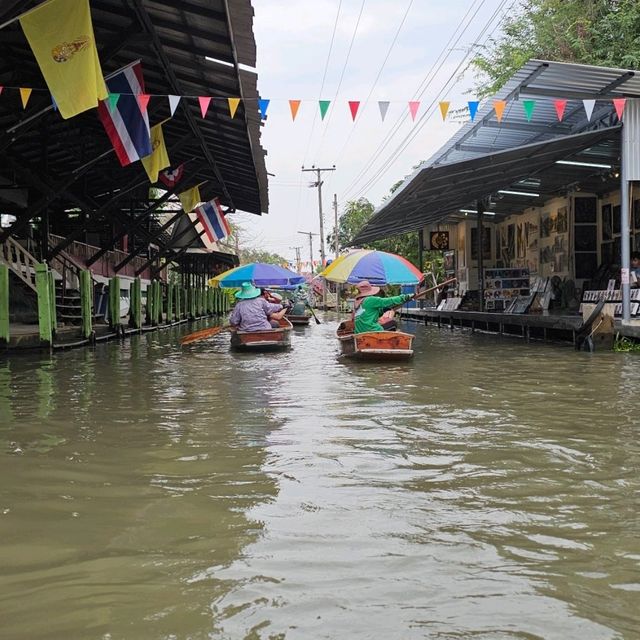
352,281 -> 413,334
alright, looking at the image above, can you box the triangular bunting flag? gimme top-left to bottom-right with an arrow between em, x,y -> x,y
137,93 -> 150,113
468,101 -> 479,121
378,101 -> 390,121
348,101 -> 360,121
199,96 -> 211,118
289,99 -> 301,121
613,97 -> 626,120
438,101 -> 450,121
408,101 -> 420,121
319,100 -> 331,120
19,88 -> 32,109
168,94 -> 181,117
493,99 -> 507,122
258,98 -> 270,119
228,97 -> 240,118
554,99 -> 567,121
106,92 -> 120,111
583,99 -> 596,121
522,99 -> 536,122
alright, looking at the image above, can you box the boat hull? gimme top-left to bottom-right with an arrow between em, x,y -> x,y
336,320 -> 414,360
230,318 -> 292,350
287,314 -> 311,326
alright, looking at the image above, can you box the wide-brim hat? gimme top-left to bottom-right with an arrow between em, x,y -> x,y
235,282 -> 261,300
355,280 -> 380,298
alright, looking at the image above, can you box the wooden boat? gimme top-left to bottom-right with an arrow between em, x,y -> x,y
286,313 -> 311,326
230,317 -> 293,350
336,320 -> 414,360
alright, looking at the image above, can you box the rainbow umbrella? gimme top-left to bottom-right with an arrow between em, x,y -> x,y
319,249 -> 422,285
209,262 -> 306,288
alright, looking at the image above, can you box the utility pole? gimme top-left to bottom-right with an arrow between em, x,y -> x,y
289,246 -> 302,273
297,231 -> 318,275
302,165 -> 335,309
333,193 -> 339,259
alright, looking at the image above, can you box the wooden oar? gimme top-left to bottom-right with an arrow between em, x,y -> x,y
305,302 -> 322,325
180,324 -> 231,346
388,277 -> 457,311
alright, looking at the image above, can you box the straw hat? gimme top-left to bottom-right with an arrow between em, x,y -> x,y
355,280 -> 380,298
235,282 -> 261,300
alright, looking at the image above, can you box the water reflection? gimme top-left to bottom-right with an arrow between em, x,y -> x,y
0,317 -> 638,639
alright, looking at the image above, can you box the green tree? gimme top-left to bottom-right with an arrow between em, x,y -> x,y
239,247 -> 288,265
471,0 -> 640,97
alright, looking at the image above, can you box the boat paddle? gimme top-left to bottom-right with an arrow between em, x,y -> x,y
304,302 -> 322,325
180,324 -> 232,346
387,277 -> 457,311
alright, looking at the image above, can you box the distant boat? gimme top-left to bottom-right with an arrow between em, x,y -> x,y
336,320 -> 414,360
286,313 -> 311,326
230,317 -> 293,351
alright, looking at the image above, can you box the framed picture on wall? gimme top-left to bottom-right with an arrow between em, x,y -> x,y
556,206 -> 568,233
575,196 -> 597,223
602,203 -> 613,241
443,250 -> 455,272
430,231 -> 450,250
470,227 -> 491,261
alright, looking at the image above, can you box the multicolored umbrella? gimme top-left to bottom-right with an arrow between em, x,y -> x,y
209,262 -> 306,288
319,249 -> 423,285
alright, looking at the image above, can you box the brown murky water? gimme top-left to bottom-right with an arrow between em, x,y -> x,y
1,317 -> 639,639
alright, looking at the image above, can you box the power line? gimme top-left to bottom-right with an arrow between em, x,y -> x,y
347,0 -> 513,201
339,0 -> 485,199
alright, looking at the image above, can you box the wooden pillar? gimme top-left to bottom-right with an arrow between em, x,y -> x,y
189,286 -> 196,319
0,264 -> 9,346
48,270 -> 57,333
129,277 -> 142,329
477,201 -> 485,312
80,269 -> 93,339
175,285 -> 181,320
35,263 -> 53,347
155,281 -> 162,325
109,275 -> 120,331
167,282 -> 174,322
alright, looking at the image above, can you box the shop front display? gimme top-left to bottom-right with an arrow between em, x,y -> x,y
484,268 -> 530,311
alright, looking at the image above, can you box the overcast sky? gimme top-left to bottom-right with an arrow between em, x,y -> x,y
230,0 -> 511,262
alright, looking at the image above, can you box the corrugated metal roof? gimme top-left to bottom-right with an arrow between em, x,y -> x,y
357,59 -> 636,242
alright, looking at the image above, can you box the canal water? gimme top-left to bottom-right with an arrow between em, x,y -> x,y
1,317 -> 639,640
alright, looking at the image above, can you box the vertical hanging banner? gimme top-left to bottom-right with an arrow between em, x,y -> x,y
19,88 -> 32,109
141,123 -> 170,184
583,99 -> 596,121
258,98 -> 270,119
522,99 -> 536,122
195,198 -> 231,242
19,0 -> 108,119
168,95 -> 181,117
378,101 -> 390,122
554,99 -> 567,121
289,99 -> 301,121
493,99 -> 507,122
438,101 -> 450,121
348,101 -> 360,121
199,96 -> 211,118
613,97 -> 626,120
97,61 -> 152,166
468,101 -> 479,121
319,100 -> 331,120
408,101 -> 420,121
228,97 -> 240,118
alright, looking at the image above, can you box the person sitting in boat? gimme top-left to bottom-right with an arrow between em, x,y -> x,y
261,288 -> 283,304
230,282 -> 288,331
353,281 -> 412,334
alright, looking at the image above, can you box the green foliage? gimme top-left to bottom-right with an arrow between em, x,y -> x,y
239,247 -> 288,265
471,0 -> 640,97
613,334 -> 640,352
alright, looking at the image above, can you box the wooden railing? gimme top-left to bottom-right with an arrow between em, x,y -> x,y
0,235 -> 38,292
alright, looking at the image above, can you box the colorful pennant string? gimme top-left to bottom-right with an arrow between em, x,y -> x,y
20,88 -> 32,109
522,99 -> 535,122
106,92 -> 119,111
137,93 -> 150,113
258,98 -> 270,119
378,100 -> 390,122
438,101 -> 450,121
199,96 -> 211,118
583,99 -> 596,121
468,101 -> 479,121
408,101 -> 420,121
554,99 -> 567,121
289,99 -> 301,121
319,100 -> 331,120
348,100 -> 360,121
493,99 -> 506,123
168,94 -> 180,117
613,97 -> 626,120
228,97 -> 240,118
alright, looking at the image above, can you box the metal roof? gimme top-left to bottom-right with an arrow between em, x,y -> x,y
0,0 -> 268,250
356,59 -> 637,243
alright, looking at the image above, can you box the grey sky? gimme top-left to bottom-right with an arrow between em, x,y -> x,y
231,0 -> 511,262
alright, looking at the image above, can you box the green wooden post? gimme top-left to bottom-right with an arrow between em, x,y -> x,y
197,287 -> 203,317
80,270 -> 93,338
190,286 -> 196,319
0,264 -> 9,346
175,285 -> 181,320
184,287 -> 189,319
145,282 -> 153,326
35,263 -> 53,346
207,288 -> 213,315
156,281 -> 163,325
48,271 -> 57,333
167,282 -> 174,322
109,275 -> 120,330
130,277 -> 141,329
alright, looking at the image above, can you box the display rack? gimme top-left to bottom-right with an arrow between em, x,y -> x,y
484,268 -> 530,312
581,289 -> 640,317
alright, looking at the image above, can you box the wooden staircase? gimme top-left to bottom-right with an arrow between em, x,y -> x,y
0,235 -> 38,293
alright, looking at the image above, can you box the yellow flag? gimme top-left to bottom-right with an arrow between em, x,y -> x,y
141,123 -> 170,183
20,88 -> 32,109
20,0 -> 108,119
178,185 -> 201,213
228,98 -> 240,118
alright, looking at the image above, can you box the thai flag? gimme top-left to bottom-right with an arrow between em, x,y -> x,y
195,198 -> 231,242
97,61 -> 152,166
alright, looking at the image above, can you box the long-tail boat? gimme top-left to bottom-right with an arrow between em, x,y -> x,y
336,319 -> 414,360
286,313 -> 311,326
230,317 -> 293,350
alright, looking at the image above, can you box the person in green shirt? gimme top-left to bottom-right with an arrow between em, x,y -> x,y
353,281 -> 412,334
